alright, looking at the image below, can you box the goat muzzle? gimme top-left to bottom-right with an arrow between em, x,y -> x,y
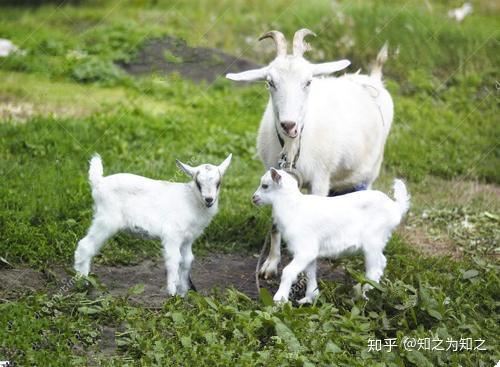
252,195 -> 261,205
280,121 -> 298,138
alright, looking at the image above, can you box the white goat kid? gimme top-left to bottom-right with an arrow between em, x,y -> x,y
227,29 -> 393,279
252,169 -> 409,304
74,153 -> 232,296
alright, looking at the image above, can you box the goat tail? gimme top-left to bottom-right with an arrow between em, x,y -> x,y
88,153 -> 103,187
370,42 -> 388,80
393,179 -> 410,217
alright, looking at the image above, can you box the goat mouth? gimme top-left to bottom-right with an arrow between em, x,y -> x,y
283,129 -> 298,138
206,202 -> 215,208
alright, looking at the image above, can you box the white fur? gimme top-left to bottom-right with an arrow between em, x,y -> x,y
74,153 -> 232,296
252,169 -> 409,303
228,36 -> 393,278
448,3 -> 472,22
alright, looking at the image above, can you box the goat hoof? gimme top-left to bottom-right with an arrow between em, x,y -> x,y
188,276 -> 197,292
297,296 -> 312,305
273,293 -> 289,304
167,285 -> 177,296
261,269 -> 277,279
259,259 -> 279,278
297,290 -> 319,305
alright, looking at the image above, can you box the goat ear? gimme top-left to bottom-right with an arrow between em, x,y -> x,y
176,160 -> 196,178
270,168 -> 282,184
312,59 -> 350,76
218,153 -> 232,176
226,67 -> 268,82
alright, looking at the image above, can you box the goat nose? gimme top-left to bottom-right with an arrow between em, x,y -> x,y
280,121 -> 296,131
205,197 -> 214,204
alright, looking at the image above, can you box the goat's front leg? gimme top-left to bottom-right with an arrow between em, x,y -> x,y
362,247 -> 387,298
177,240 -> 194,296
274,254 -> 316,303
259,223 -> 281,279
162,237 -> 182,296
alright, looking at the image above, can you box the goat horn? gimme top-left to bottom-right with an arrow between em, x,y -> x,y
259,30 -> 287,57
293,28 -> 316,57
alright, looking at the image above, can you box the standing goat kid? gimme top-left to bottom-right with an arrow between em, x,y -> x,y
227,29 -> 393,278
252,169 -> 409,304
74,153 -> 232,296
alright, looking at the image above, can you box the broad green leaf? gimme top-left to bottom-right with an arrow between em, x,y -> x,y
259,288 -> 274,307
406,350 -> 433,367
272,316 -> 301,351
127,283 -> 145,295
325,341 -> 342,354
204,297 -> 218,311
462,269 -> 479,280
180,336 -> 191,348
351,305 -> 360,317
171,312 -> 184,325
427,309 -> 442,320
77,306 -> 101,315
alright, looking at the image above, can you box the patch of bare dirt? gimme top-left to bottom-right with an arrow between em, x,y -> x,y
119,36 -> 260,83
0,101 -> 35,123
0,253 -> 345,307
399,226 -> 462,260
446,180 -> 500,205
0,267 -> 46,298
396,177 -> 500,259
0,95 -> 90,122
84,253 -> 345,307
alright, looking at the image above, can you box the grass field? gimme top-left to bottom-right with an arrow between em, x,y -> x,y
0,0 -> 498,365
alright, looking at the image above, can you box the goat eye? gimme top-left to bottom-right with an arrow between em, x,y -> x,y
262,184 -> 269,189
305,80 -> 312,88
216,181 -> 221,189
266,80 -> 276,90
195,180 -> 201,190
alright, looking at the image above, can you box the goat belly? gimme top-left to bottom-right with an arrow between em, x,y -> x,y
124,225 -> 158,240
319,238 -> 361,258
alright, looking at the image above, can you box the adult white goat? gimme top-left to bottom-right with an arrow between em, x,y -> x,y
227,29 -> 393,278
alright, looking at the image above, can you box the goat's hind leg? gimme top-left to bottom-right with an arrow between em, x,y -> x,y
362,246 -> 387,298
297,260 -> 319,305
74,218 -> 118,276
274,253 -> 316,303
259,223 -> 281,279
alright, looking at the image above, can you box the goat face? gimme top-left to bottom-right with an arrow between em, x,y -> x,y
266,56 -> 313,138
226,29 -> 350,139
176,154 -> 232,207
252,168 -> 297,205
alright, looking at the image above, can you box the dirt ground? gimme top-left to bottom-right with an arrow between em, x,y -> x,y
0,253 -> 346,307
119,36 -> 261,83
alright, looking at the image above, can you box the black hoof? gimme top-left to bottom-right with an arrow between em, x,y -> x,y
188,275 -> 197,292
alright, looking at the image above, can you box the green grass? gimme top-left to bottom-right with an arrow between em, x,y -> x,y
163,50 -> 183,64
0,0 -> 498,365
1,238 -> 498,366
